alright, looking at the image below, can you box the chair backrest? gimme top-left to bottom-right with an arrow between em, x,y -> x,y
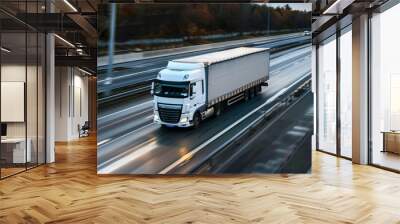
82,121 -> 90,129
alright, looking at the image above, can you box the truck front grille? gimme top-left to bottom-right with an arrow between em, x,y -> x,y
157,103 -> 182,123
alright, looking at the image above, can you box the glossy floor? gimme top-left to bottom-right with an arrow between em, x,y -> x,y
373,150 -> 400,171
0,135 -> 399,223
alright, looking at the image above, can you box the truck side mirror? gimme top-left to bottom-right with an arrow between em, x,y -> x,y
190,83 -> 196,99
190,91 -> 196,99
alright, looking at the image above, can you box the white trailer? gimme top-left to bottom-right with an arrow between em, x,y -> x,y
152,47 -> 270,127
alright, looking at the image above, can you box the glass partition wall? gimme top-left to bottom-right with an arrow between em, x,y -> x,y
317,35 -> 337,155
339,26 -> 352,159
0,3 -> 46,179
316,1 -> 400,172
370,3 -> 400,171
316,25 -> 353,159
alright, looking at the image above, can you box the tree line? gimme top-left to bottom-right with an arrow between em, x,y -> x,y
99,4 -> 311,43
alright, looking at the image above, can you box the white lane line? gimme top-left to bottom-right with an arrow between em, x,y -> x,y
100,108 -> 153,129
159,73 -> 310,174
271,56 -> 310,76
97,139 -> 111,146
98,67 -> 164,83
98,100 -> 153,121
270,49 -> 310,66
98,137 -> 158,174
98,121 -> 155,149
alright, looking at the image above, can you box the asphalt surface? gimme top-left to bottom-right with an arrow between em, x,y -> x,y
97,44 -> 311,174
218,92 -> 314,174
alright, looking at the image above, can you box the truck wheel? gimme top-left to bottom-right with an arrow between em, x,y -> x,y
244,91 -> 249,101
214,104 -> 222,117
257,85 -> 262,93
250,88 -> 255,99
192,113 -> 201,128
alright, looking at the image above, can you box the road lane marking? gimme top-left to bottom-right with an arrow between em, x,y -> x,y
159,73 -> 310,174
97,34 -> 305,68
98,138 -> 158,174
98,121 -> 155,149
98,100 -> 153,121
271,56 -> 311,76
97,139 -> 111,146
98,67 -> 164,83
100,108 -> 153,129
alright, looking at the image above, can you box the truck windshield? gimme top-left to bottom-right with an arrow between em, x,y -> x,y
154,80 -> 189,98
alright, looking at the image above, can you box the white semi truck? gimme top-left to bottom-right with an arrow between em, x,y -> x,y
152,47 -> 270,127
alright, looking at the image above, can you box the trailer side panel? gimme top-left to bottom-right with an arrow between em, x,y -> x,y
207,50 -> 269,106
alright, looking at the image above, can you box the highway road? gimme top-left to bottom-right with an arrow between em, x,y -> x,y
192,92 -> 314,174
97,34 -> 310,105
97,43 -> 311,174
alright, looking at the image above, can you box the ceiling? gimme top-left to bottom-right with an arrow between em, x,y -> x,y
0,0 -> 103,73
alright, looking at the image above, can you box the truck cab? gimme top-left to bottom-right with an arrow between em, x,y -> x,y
153,61 -> 206,127
152,47 -> 269,128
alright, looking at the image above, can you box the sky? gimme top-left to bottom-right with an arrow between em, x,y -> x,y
265,3 -> 312,12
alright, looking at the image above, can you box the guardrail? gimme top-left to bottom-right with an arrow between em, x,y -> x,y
97,33 -> 305,67
278,131 -> 312,173
170,74 -> 312,174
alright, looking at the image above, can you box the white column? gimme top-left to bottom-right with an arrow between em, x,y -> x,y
46,32 -> 55,163
45,0 -> 56,163
54,67 -> 73,141
352,14 -> 369,164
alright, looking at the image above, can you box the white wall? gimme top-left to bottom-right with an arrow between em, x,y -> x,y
1,64 -> 28,138
55,66 -> 70,141
1,62 -> 46,164
54,67 -> 89,141
72,72 -> 89,138
1,64 -> 25,141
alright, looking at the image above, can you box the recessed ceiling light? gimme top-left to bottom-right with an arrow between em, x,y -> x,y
323,0 -> 354,15
1,47 -> 11,53
78,67 -> 93,76
54,34 -> 75,48
63,0 -> 78,12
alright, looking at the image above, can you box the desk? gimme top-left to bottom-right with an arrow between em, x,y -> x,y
382,131 -> 400,154
1,138 -> 31,163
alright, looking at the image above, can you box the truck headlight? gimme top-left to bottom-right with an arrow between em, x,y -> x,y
154,113 -> 159,121
180,117 -> 188,123
182,104 -> 191,113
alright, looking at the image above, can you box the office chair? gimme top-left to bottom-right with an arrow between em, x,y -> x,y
79,121 -> 90,138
